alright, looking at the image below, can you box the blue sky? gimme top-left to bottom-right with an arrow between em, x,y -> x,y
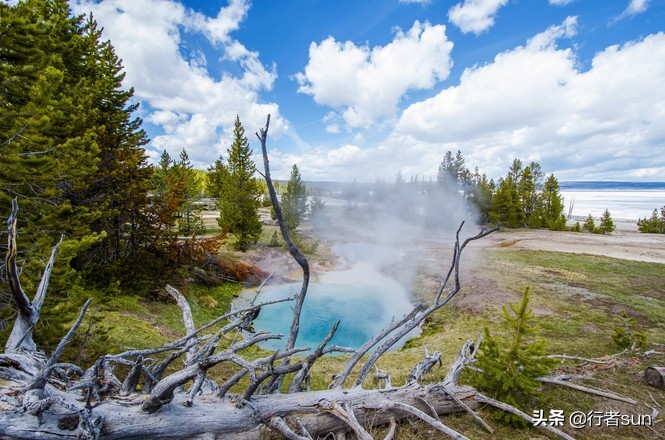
65,0 -> 665,182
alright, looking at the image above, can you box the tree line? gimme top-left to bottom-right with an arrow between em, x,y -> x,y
0,0 -> 314,304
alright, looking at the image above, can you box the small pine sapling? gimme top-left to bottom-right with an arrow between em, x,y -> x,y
598,209 -> 615,234
583,214 -> 596,232
612,310 -> 647,350
472,287 -> 560,426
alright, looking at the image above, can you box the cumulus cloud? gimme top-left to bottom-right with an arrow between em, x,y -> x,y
447,0 -> 508,35
295,21 -> 453,129
548,0 -> 574,5
388,20 -> 665,182
71,0 -> 285,168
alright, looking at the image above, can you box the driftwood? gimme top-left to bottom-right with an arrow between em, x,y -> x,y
0,115 -> 646,439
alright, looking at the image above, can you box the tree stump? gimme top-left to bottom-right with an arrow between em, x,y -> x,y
644,366 -> 665,389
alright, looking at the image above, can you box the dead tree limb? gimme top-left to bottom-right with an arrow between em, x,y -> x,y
165,284 -> 196,364
407,347 -> 442,384
352,224 -> 497,388
477,394 -> 575,440
257,114 -> 310,393
537,376 -> 638,404
5,198 -> 64,352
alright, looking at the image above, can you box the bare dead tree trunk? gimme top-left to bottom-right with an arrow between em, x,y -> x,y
4,198 -> 63,352
256,115 -> 310,393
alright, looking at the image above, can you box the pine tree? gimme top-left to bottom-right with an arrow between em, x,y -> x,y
74,14 -> 153,267
598,209 -> 615,234
472,288 -> 560,426
518,164 -> 543,228
470,170 -> 494,224
216,116 -> 262,251
541,174 -> 566,230
281,164 -> 308,231
583,214 -> 596,232
489,177 -> 522,227
0,1 -> 100,292
637,207 -> 665,234
172,149 -> 203,235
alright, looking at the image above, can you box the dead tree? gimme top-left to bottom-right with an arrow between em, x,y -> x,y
0,117 -> 640,439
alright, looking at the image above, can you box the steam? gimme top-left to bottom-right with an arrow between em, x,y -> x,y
309,180 -> 480,297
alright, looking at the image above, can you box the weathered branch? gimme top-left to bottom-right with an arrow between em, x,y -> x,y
288,321 -> 340,393
165,285 -> 196,364
477,393 -> 576,440
269,416 -> 313,440
257,114 -> 310,393
353,225 -> 498,387
321,401 -> 373,440
408,347 -> 442,384
537,376 -> 638,404
27,299 -> 92,392
5,199 -> 64,352
365,400 -> 469,440
331,305 -> 423,389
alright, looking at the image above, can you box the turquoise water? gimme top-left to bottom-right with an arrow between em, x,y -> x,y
238,243 -> 418,354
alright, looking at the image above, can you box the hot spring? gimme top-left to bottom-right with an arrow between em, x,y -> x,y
235,243 -> 418,353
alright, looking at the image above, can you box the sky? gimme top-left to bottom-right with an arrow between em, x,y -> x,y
59,0 -> 665,182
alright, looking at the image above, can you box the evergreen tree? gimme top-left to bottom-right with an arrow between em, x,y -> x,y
74,14 -> 153,268
216,116 -> 262,251
583,214 -> 596,232
437,149 -> 470,196
281,164 -> 308,231
172,149 -> 203,235
489,177 -> 522,228
309,192 -> 327,230
472,288 -> 560,426
518,163 -> 545,229
637,207 -> 665,234
598,209 -> 615,234
541,174 -> 566,230
0,1 -> 101,292
470,169 -> 494,224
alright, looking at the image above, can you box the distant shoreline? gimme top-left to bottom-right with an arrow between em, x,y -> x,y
560,181 -> 665,191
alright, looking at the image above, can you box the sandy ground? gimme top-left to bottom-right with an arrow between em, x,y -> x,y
480,219 -> 665,265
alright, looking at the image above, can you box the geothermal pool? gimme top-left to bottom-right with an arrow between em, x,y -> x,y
235,243 -> 418,353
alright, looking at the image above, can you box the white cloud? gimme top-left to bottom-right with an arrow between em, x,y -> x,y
185,0 -> 249,45
447,0 -> 508,35
613,0 -> 650,23
71,0 -> 285,168
548,0 -> 574,5
625,0 -> 649,15
295,21 -> 453,129
389,21 -> 665,182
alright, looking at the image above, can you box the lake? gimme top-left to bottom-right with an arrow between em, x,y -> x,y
560,182 -> 665,220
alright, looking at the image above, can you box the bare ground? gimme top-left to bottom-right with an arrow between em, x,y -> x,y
485,219 -> 665,265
